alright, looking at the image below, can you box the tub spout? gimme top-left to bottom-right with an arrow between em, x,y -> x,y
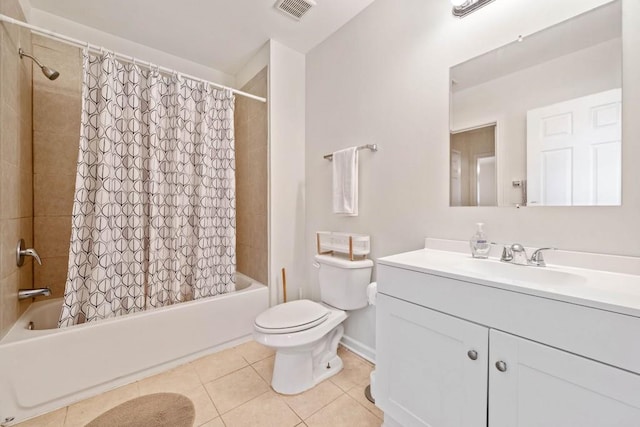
18,288 -> 51,300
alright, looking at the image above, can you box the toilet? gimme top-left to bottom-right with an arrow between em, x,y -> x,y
253,254 -> 373,395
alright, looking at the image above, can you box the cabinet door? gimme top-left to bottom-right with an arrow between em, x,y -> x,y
489,329 -> 640,427
376,294 -> 489,427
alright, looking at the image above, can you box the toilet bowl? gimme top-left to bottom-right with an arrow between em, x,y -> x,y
253,255 -> 373,395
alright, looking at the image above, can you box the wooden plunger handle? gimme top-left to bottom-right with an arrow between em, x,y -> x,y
281,267 -> 287,303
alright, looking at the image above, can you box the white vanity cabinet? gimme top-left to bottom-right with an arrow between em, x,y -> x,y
375,259 -> 640,427
376,294 -> 488,427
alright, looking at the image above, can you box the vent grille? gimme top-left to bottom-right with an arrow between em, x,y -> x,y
274,0 -> 316,21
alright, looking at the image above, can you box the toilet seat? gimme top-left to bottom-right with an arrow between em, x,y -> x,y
254,300 -> 329,334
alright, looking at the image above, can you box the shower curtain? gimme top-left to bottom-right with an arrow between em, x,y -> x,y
59,51 -> 236,327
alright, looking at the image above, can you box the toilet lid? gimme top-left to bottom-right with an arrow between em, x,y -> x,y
255,300 -> 329,334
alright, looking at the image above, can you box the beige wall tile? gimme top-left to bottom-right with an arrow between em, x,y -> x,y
33,89 -> 81,134
305,394 -> 381,427
32,40 -> 82,95
1,217 -> 32,280
34,255 -> 69,297
235,68 -> 268,285
0,0 -> 33,334
221,391 -> 300,427
236,243 -> 250,278
34,216 -> 72,258
34,173 -> 75,216
0,270 -> 20,338
1,29 -> 20,110
0,161 -> 17,219
204,366 -> 269,414
1,103 -> 19,166
33,131 -> 80,175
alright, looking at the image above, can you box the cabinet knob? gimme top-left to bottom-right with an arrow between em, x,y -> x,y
495,361 -> 507,372
467,350 -> 478,361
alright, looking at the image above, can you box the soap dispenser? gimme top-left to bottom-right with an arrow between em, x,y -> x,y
470,223 -> 491,258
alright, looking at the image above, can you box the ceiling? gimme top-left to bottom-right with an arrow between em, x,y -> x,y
29,0 -> 376,75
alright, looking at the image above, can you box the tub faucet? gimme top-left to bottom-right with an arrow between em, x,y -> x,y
18,288 -> 51,300
16,239 -> 42,266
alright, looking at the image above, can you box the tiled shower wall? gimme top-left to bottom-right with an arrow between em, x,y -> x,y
235,68 -> 268,285
31,35 -> 82,300
0,0 -> 33,338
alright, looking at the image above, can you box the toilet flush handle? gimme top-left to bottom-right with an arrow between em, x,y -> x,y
312,262 -> 320,269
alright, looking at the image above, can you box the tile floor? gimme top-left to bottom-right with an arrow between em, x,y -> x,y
16,342 -> 383,427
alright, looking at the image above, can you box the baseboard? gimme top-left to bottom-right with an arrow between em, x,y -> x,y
340,335 -> 376,364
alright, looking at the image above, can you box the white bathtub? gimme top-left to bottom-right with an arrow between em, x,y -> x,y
0,273 -> 268,425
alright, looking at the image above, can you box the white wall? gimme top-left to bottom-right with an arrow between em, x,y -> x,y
305,0 -> 640,358
28,8 -> 235,86
452,39 -> 622,206
269,40 -> 306,306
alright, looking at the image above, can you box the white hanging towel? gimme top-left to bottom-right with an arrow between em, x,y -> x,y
332,147 -> 359,216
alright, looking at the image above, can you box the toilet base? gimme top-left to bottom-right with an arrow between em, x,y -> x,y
271,324 -> 344,395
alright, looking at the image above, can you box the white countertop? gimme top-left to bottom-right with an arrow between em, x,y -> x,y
378,248 -> 640,318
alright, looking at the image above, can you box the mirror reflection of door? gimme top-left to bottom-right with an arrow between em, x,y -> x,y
450,150 -> 462,206
526,89 -> 621,206
450,124 -> 497,206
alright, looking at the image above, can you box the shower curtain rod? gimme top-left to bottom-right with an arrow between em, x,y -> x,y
0,13 -> 267,103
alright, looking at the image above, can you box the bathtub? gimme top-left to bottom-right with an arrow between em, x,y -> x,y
0,272 -> 268,425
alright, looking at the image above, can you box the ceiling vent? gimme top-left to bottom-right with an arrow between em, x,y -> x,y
274,0 -> 316,21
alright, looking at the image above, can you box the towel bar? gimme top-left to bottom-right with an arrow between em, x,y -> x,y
323,144 -> 378,161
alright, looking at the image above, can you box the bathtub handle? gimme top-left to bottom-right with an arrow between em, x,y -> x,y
16,239 -> 42,266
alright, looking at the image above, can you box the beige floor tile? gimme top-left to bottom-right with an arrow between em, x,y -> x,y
199,417 -> 226,427
252,355 -> 274,385
137,363 -> 201,395
347,386 -> 384,419
330,349 -> 374,392
205,366 -> 270,414
281,380 -> 344,419
236,340 -> 275,364
179,385 -> 219,426
305,394 -> 382,427
192,346 -> 249,383
64,383 -> 139,427
222,391 -> 300,427
14,407 -> 67,427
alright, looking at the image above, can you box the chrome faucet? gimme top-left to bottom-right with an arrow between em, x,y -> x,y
18,288 -> 51,300
500,244 -> 556,267
529,247 -> 556,267
16,239 -> 42,266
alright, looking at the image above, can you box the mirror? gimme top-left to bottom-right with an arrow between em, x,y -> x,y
450,0 -> 622,207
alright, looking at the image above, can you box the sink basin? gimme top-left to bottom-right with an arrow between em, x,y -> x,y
455,258 -> 587,287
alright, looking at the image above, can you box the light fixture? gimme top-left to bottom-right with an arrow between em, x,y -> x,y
451,0 -> 496,18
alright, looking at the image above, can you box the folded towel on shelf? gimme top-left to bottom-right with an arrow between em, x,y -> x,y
332,147 -> 358,216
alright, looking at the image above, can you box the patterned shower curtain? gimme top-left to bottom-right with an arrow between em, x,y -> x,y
59,51 -> 236,327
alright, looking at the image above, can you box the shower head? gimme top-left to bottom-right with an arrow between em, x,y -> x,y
18,48 -> 60,80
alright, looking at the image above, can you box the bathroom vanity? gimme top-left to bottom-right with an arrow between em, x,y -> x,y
375,242 -> 640,427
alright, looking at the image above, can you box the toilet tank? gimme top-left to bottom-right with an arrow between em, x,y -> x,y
315,254 -> 373,310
